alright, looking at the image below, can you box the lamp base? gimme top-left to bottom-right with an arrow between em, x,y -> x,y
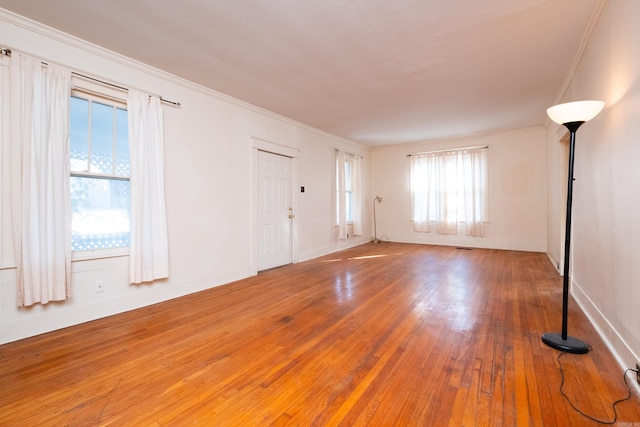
542,332 -> 589,354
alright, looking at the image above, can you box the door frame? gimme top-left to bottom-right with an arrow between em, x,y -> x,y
559,131 -> 570,275
251,137 -> 299,274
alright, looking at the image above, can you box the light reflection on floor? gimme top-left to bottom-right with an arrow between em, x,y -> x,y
319,249 -> 476,332
348,254 -> 388,260
334,272 -> 353,304
319,252 -> 406,264
322,252 -> 406,304
408,258 -> 478,332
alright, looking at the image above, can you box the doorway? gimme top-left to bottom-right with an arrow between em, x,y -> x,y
257,150 -> 293,271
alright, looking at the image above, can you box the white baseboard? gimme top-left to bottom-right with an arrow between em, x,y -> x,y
571,279 -> 640,395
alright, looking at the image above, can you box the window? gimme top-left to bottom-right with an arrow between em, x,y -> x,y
410,146 -> 488,236
336,159 -> 354,224
70,93 -> 130,252
335,149 -> 362,240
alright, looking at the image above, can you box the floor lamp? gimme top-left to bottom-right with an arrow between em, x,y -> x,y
542,100 -> 604,354
372,196 -> 383,243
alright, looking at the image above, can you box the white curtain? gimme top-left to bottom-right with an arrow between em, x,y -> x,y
10,53 -> 72,306
351,154 -> 362,236
336,149 -> 347,240
462,149 -> 488,237
410,147 -> 487,237
436,151 -> 460,235
410,154 -> 432,233
128,90 -> 169,284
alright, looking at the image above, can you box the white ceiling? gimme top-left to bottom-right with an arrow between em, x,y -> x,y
0,0 -> 599,146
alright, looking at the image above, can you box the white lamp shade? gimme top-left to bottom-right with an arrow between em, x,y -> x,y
546,100 -> 605,125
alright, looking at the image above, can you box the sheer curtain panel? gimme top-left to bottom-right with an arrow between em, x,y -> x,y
409,154 -> 433,233
128,90 -> 169,284
410,147 -> 487,237
10,53 -> 72,306
336,149 -> 347,240
462,148 -> 488,236
351,154 -> 362,237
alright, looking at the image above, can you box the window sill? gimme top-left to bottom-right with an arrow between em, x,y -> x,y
2,248 -> 130,267
72,247 -> 129,262
409,220 -> 491,224
334,222 -> 355,227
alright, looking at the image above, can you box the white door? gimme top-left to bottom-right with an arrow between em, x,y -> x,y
258,150 -> 293,270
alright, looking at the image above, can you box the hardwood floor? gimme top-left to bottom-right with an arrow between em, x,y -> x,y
1,243 -> 639,425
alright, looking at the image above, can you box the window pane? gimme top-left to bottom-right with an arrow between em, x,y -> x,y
115,107 -> 129,176
336,159 -> 355,224
90,101 -> 114,174
71,176 -> 130,251
70,97 -> 89,172
345,162 -> 352,192
336,160 -> 340,224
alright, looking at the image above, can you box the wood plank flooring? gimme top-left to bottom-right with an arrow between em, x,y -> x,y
1,243 -> 639,425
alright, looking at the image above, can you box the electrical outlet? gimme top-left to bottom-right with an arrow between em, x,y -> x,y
95,278 -> 105,293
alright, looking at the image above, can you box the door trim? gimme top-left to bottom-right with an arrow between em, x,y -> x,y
252,137 -> 299,158
251,137 -> 299,274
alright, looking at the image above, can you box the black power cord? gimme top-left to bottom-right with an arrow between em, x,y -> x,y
557,351 -> 638,424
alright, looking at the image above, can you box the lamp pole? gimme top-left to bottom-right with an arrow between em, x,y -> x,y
372,196 -> 382,243
542,100 -> 604,354
541,121 -> 589,353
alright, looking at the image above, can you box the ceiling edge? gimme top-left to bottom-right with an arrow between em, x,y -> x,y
550,0 -> 608,110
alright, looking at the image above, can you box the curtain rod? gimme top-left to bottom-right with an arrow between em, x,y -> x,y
335,148 -> 363,159
0,47 -> 181,108
406,145 -> 488,157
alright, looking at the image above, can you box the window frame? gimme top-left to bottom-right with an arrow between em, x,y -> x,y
410,146 -> 489,234
336,156 -> 355,225
70,84 -> 131,261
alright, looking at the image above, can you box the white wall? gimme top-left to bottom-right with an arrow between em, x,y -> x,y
546,125 -> 567,272
371,126 -> 548,252
0,11 -> 370,344
546,0 -> 640,371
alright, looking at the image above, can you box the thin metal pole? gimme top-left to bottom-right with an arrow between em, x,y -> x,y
372,197 -> 381,243
407,145 -> 488,157
561,129 -> 577,340
541,120 -> 589,354
1,46 -> 181,107
373,198 -> 378,242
